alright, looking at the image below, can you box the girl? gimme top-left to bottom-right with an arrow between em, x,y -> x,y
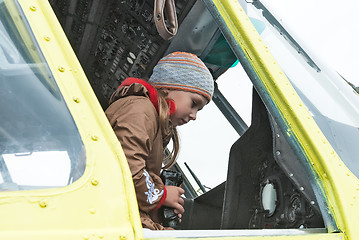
105,52 -> 214,230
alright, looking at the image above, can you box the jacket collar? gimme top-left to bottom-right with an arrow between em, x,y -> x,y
120,78 -> 159,112
118,78 -> 175,115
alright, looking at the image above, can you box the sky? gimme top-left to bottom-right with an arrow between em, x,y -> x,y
175,0 -> 359,193
262,0 -> 359,86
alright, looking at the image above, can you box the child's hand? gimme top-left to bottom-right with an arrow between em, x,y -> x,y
164,186 -> 185,215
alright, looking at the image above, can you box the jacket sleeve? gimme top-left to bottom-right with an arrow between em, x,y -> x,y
105,97 -> 166,213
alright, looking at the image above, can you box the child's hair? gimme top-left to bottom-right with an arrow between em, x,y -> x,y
157,88 -> 179,169
149,51 -> 214,169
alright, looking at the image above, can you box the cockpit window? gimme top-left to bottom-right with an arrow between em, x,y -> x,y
247,0 -> 359,179
0,0 -> 85,191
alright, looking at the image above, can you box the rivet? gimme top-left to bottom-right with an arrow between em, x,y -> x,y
43,35 -> 51,41
299,187 -> 304,191
39,200 -> 47,208
91,135 -> 99,141
73,97 -> 80,103
289,173 -> 293,177
91,178 -> 99,186
275,151 -> 281,156
89,208 -> 96,214
30,5 -> 36,11
310,201 -> 315,205
58,66 -> 65,72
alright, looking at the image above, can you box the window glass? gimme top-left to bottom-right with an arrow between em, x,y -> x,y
246,1 -> 359,178
0,0 -> 85,191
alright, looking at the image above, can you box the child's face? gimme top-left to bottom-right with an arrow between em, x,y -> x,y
167,90 -> 208,126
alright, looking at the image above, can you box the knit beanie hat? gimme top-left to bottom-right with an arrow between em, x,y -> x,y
149,52 -> 214,102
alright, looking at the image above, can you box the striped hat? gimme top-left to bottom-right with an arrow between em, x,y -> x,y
149,52 -> 214,102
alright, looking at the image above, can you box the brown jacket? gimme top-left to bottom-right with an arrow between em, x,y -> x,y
105,78 -> 171,230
